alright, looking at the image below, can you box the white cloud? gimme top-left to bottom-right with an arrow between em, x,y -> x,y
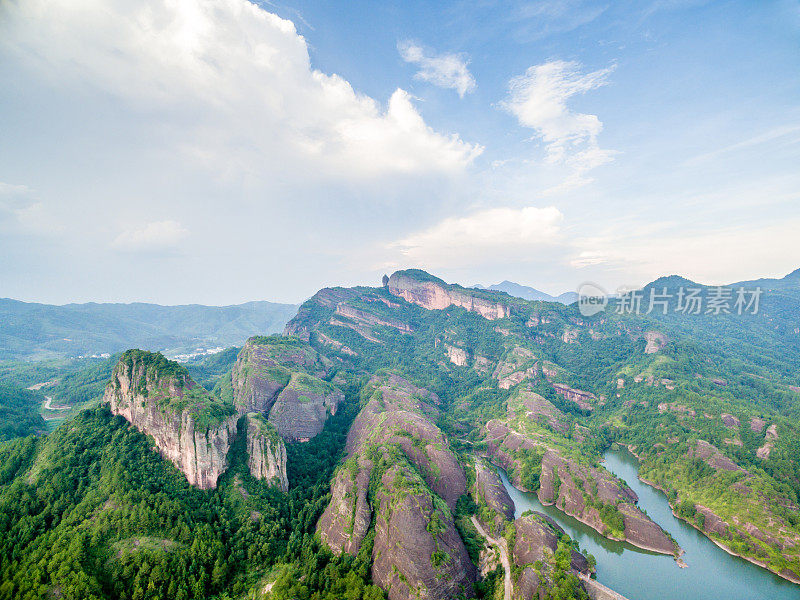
502,60 -> 615,190
1,0 -> 481,180
570,218 -> 800,288
513,1 -> 608,41
386,205 -> 564,268
113,220 -> 189,251
398,41 -> 476,98
0,182 -> 61,234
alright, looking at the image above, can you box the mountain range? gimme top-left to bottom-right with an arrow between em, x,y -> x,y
0,298 -> 298,361
473,280 -> 579,304
0,267 -> 799,600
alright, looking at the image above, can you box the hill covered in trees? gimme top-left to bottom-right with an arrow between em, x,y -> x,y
1,268 -> 800,599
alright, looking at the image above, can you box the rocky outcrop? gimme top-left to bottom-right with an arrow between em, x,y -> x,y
371,461 -> 476,600
334,304 -> 413,333
721,413 -> 740,428
388,270 -> 510,320
513,513 -> 589,575
267,372 -> 342,441
511,512 -> 598,599
475,459 -> 515,521
446,344 -> 468,366
246,414 -> 288,491
230,336 -> 324,413
484,418 -> 676,555
104,350 -> 237,490
757,424 -> 778,459
690,440 -> 746,472
494,346 -> 538,390
344,374 -> 464,508
552,383 -> 596,411
511,390 -> 569,434
317,456 -> 373,554
644,331 -> 667,354
318,374 -> 475,600
230,337 -> 342,441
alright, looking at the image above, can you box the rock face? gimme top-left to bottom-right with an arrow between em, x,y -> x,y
511,513 -> 594,599
267,373 -> 342,441
690,440 -> 746,472
552,383 -> 596,411
371,462 -> 475,600
229,336 -> 342,441
104,350 -> 237,490
493,346 -> 538,390
644,331 -> 667,354
446,344 -> 468,366
475,459 -> 515,521
317,455 -> 373,555
317,374 -> 475,600
513,513 -> 589,575
484,416 -> 676,555
388,270 -> 511,320
246,414 -> 288,491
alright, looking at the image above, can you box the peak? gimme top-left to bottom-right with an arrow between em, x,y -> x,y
644,275 -> 701,289
390,269 -> 447,286
117,349 -> 189,382
783,267 -> 800,280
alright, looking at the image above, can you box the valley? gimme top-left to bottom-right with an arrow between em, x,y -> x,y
0,268 -> 799,600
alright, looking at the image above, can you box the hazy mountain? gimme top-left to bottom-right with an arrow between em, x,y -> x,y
0,298 -> 298,360
473,280 -> 578,304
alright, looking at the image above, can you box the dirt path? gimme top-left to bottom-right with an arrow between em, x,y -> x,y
471,516 -> 512,600
43,397 -> 70,411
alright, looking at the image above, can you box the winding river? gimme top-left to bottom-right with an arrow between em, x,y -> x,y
496,447 -> 800,599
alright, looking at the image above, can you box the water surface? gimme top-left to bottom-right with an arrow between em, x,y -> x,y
496,447 -> 800,599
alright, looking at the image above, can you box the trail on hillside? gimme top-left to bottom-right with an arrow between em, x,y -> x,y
471,516 -> 512,600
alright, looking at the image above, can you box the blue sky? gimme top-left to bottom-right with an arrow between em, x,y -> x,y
1,0 -> 799,304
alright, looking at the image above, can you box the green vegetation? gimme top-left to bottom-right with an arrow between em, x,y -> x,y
0,383 -> 45,441
0,384 -> 382,600
0,297 -> 297,361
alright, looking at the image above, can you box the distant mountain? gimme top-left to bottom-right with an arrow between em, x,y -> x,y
0,299 -> 298,361
473,280 -> 578,304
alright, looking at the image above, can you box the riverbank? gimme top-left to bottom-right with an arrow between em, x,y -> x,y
617,445 -> 800,586
488,455 -> 677,556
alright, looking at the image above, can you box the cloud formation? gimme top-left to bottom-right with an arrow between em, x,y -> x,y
1,0 -> 481,180
502,60 -> 615,190
398,41 -> 477,97
113,221 -> 189,252
387,205 -> 564,268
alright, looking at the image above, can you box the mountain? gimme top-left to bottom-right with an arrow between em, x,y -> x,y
2,267 -> 800,599
0,298 -> 299,361
474,280 -> 578,304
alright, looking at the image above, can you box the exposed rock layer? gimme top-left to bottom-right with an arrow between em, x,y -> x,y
246,415 -> 288,491
104,351 -> 237,490
388,271 -> 510,320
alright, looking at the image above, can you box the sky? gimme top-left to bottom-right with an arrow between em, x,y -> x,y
1,0 -> 799,305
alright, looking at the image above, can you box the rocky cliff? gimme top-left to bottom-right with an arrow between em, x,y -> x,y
228,336 -> 341,441
246,414 -> 288,491
511,512 -> 592,599
484,392 -> 677,555
317,374 -> 475,600
104,350 -> 237,490
267,372 -> 342,441
475,459 -> 515,522
388,270 -> 511,320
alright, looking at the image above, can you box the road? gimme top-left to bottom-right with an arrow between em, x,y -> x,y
42,397 -> 70,411
471,516 -> 512,600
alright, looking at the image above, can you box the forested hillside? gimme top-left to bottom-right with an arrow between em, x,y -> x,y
0,299 -> 298,360
1,268 -> 799,599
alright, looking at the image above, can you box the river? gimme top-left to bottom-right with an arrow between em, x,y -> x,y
496,447 -> 800,599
